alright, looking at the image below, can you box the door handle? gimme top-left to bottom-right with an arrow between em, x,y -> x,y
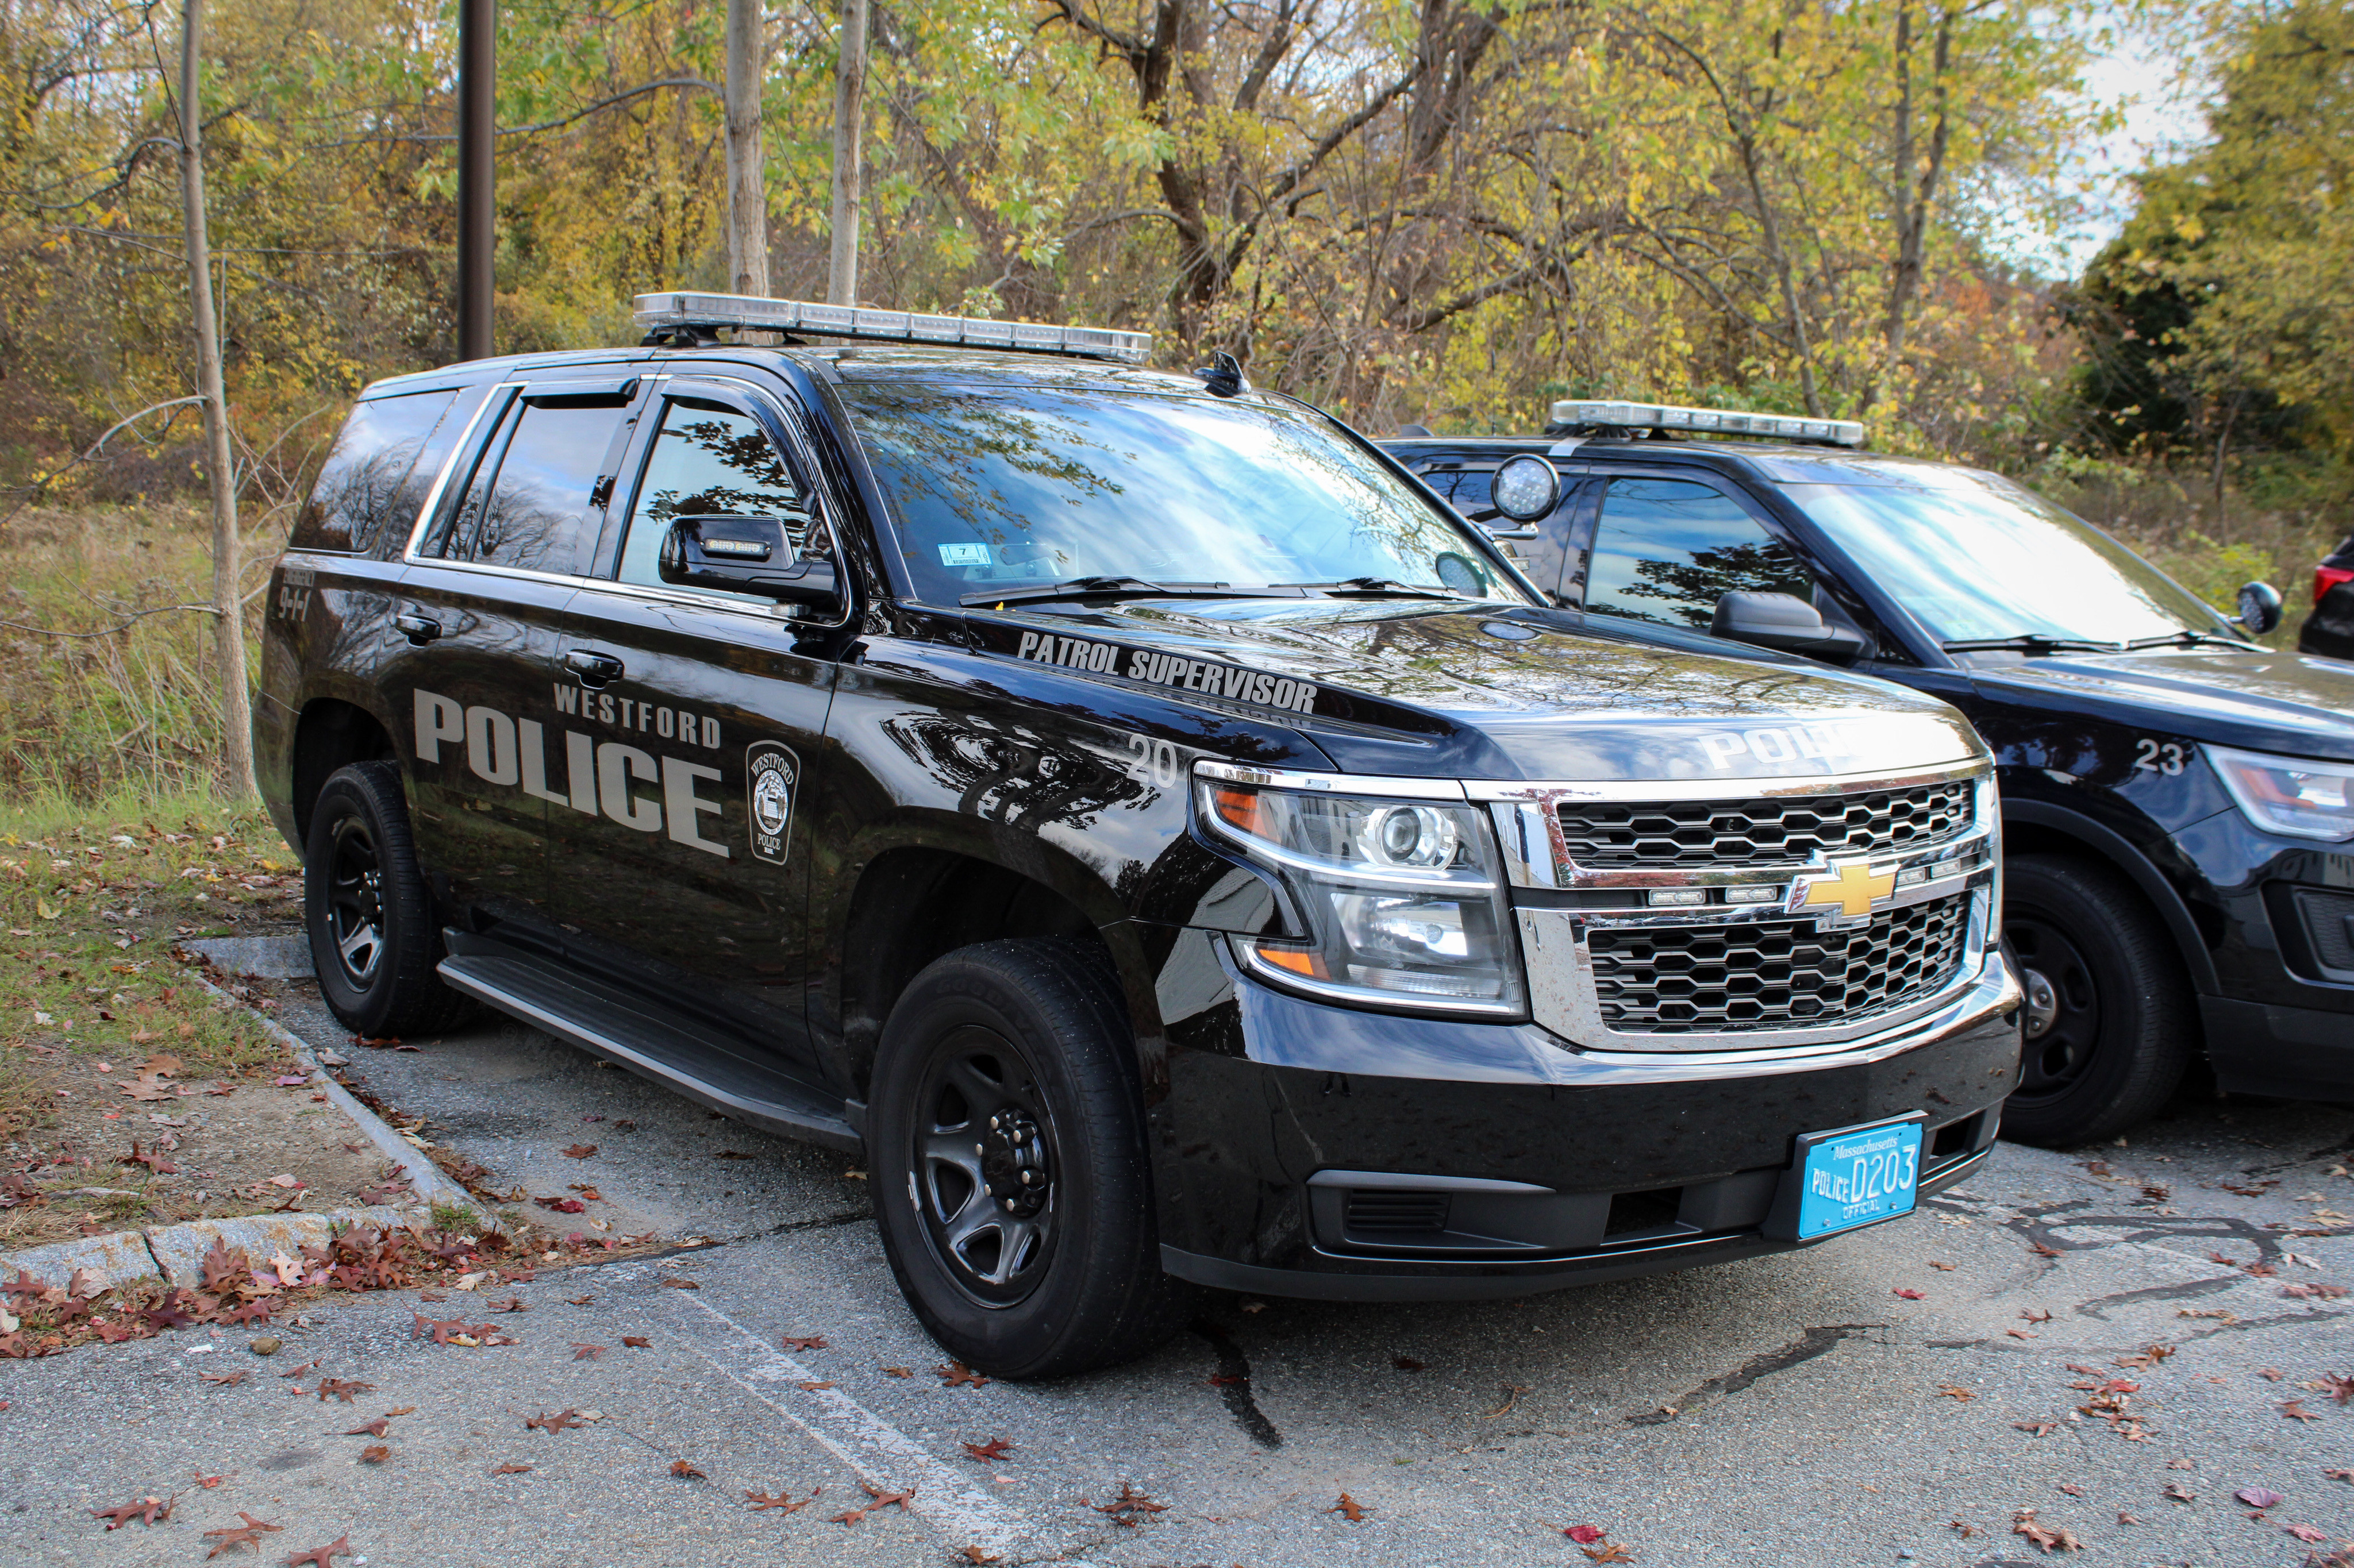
394,611 -> 441,645
565,648 -> 625,687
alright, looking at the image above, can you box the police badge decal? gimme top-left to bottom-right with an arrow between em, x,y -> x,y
747,742 -> 799,865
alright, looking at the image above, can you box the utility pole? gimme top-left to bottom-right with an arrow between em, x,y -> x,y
457,0 -> 494,359
177,0 -> 253,800
828,0 -> 867,306
724,0 -> 770,297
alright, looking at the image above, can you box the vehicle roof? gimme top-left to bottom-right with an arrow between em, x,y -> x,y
363,343 -> 1205,400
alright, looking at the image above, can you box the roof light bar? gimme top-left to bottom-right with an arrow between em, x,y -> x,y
633,291 -> 1152,365
1548,398 -> 1866,449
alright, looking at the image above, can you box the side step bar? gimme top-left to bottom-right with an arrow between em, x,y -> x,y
437,939 -> 861,1154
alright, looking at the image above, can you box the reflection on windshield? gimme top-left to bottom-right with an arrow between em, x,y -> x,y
1784,466 -> 2230,646
837,383 -> 1527,607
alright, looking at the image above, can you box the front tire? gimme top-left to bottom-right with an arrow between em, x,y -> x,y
303,761 -> 474,1038
2001,853 -> 2194,1146
868,939 -> 1192,1378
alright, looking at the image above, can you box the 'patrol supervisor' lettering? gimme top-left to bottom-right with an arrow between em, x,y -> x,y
1013,630 -> 1319,714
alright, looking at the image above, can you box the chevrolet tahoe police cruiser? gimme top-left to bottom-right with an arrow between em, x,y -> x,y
257,301 -> 2021,1378
1387,399 -> 2354,1148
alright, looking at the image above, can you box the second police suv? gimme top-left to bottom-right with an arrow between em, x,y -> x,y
1388,400 -> 2354,1150
257,298 -> 2020,1377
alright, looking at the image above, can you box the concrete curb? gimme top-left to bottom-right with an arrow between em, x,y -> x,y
2,1203 -> 428,1290
180,967 -> 483,1221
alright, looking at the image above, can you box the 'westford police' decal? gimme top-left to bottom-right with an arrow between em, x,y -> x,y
746,742 -> 798,864
414,687 -> 732,858
1009,629 -> 1320,715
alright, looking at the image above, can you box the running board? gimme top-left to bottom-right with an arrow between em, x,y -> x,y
436,942 -> 861,1154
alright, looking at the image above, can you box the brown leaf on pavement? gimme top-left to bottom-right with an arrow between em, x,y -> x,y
882,1365 -> 913,1377
958,1548 -> 1003,1565
282,1535 -> 354,1567
343,1418 -> 389,1437
2029,1241 -> 2060,1258
90,1494 -> 175,1529
794,1381 -> 836,1391
1328,1492 -> 1371,1522
937,1361 -> 989,1388
2282,1399 -> 2323,1422
202,1370 -> 248,1386
1086,1483 -> 1167,1527
561,1144 -> 597,1158
201,1512 -> 282,1558
659,1277 -> 698,1290
1936,1384 -> 1973,1401
359,1445 -> 389,1464
571,1344 -> 603,1361
2163,1484 -> 2195,1504
525,1409 -> 583,1435
780,1335 -> 828,1351
2012,1508 -> 2084,1553
1893,1287 -> 1926,1300
621,1336 -> 651,1349
2013,1421 -> 2057,1436
963,1438 -> 1014,1463
746,1488 -> 818,1513
316,1379 -> 371,1403
2286,1524 -> 2330,1544
670,1459 -> 706,1480
1929,1260 -> 1956,1270
2117,1512 -> 2137,1525
2322,1372 -> 2354,1404
2020,1309 -> 2052,1322
490,1463 -> 532,1475
1582,1546 -> 1634,1565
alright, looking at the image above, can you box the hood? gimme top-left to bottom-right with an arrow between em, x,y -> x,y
1971,649 -> 2354,764
963,598 -> 1983,783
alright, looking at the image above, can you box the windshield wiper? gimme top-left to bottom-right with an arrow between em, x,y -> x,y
1280,576 -> 1456,598
2121,630 -> 2260,652
961,576 -> 1244,607
1940,633 -> 2129,655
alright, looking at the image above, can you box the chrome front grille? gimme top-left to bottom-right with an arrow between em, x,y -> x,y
1555,781 -> 1972,869
1586,893 -> 1971,1033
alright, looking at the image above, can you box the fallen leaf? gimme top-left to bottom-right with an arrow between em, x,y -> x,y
1328,1492 -> 1371,1522
2012,1507 -> 2083,1553
659,1277 -> 698,1290
282,1535 -> 353,1567
316,1379 -> 372,1404
780,1334 -> 829,1351
2324,1371 -> 2354,1404
937,1361 -> 989,1388
957,1548 -> 1002,1565
561,1144 -> 597,1158
1937,1384 -> 1974,1401
670,1459 -> 706,1480
1583,1547 -> 1634,1565
1893,1288 -> 1926,1300
343,1418 -> 389,1438
525,1409 -> 583,1435
2029,1241 -> 2061,1258
2020,1309 -> 2052,1323
572,1343 -> 603,1361
962,1438 -> 1013,1463
2262,1366 -> 2287,1380
201,1370 -> 248,1387
2164,1484 -> 2195,1504
1949,1520 -> 1978,1538
746,1488 -> 818,1513
2286,1524 -> 2330,1544
491,1462 -> 532,1475
1929,1260 -> 1956,1270
794,1381 -> 836,1392
2117,1511 -> 2137,1525
2328,1467 -> 2354,1483
2238,1487 -> 2285,1509
2058,1484 -> 2084,1497
566,1296 -> 592,1306
1567,1524 -> 1607,1544
621,1336 -> 651,1349
199,1512 -> 282,1557
1086,1482 -> 1167,1527
2282,1399 -> 2322,1422
359,1445 -> 389,1464
881,1365 -> 913,1378
2014,1421 -> 2057,1436
91,1494 -> 176,1529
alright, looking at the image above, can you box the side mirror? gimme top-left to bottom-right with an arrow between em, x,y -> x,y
1710,590 -> 1868,664
659,514 -> 840,610
2234,580 -> 2283,635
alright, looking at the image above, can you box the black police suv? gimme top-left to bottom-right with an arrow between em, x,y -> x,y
2299,532 -> 2354,660
256,302 -> 2018,1377
1386,400 -> 2354,1148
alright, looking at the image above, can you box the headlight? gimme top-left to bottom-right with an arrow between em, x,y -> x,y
2209,746 -> 2354,841
1196,773 -> 1525,1015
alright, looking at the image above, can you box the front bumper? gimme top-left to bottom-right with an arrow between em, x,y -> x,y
1152,939 -> 2021,1302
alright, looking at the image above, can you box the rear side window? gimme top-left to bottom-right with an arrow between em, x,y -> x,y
440,396 -> 627,574
1584,479 -> 1810,629
290,389 -> 466,556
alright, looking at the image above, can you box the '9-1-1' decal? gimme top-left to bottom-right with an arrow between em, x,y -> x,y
413,687 -> 749,858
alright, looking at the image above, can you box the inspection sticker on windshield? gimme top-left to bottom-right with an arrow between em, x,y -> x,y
938,542 -> 991,566
1775,1115 -> 1924,1240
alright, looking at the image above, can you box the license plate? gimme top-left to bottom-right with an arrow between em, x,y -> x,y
1788,1116 -> 1924,1240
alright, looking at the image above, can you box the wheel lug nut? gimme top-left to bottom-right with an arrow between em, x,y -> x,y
1002,1199 -> 1015,1212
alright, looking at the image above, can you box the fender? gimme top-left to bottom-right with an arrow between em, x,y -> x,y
2005,799 -> 2221,997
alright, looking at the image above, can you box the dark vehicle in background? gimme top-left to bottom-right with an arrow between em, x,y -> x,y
2299,533 -> 2354,660
255,307 -> 2019,1378
1386,400 -> 2354,1146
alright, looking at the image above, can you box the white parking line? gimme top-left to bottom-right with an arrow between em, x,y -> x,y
653,1282 -> 1037,1558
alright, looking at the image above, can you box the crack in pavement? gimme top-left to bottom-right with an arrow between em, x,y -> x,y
1191,1319 -> 1282,1450
1626,1324 -> 1880,1426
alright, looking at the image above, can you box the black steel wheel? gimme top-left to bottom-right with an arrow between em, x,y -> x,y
303,761 -> 474,1038
1999,853 -> 2194,1147
869,939 -> 1194,1378
910,1028 -> 1061,1305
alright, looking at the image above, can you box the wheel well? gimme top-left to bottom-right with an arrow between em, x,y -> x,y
290,700 -> 396,850
837,848 -> 1106,1095
2002,818 -> 2225,973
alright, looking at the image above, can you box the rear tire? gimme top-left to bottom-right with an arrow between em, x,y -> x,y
303,761 -> 475,1038
2001,853 -> 2194,1146
868,939 -> 1193,1378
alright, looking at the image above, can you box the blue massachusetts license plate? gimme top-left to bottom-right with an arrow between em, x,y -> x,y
1792,1118 -> 1924,1239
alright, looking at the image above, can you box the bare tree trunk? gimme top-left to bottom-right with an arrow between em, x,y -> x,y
724,0 -> 770,296
178,0 -> 252,802
828,0 -> 868,306
1875,3 -> 1951,410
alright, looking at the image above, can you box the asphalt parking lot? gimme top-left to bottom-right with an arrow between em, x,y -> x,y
3,949 -> 2349,1567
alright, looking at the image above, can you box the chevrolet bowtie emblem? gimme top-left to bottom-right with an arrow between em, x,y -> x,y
1799,859 -> 1895,919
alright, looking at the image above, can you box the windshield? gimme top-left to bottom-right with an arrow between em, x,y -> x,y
1778,464 -> 2234,647
836,380 -> 1529,607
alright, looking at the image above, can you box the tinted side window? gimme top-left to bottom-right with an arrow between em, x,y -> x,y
1425,468 -> 1497,521
455,400 -> 624,573
1584,479 -> 1810,629
616,399 -> 814,595
290,390 -> 459,556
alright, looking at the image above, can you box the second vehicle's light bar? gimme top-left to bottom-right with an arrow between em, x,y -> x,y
1549,399 -> 1867,448
633,292 -> 1152,365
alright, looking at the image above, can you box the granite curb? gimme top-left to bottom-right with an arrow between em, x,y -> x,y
2,1202 -> 429,1289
